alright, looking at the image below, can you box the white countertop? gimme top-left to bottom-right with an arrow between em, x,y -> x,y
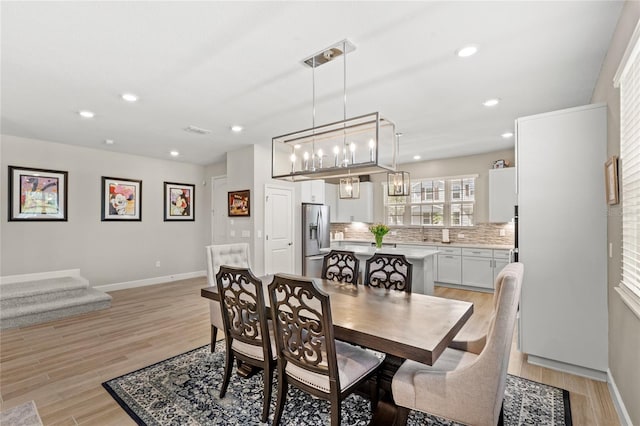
322,246 -> 439,260
330,239 -> 513,251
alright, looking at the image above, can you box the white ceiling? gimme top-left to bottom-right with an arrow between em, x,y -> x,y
1,1 -> 623,166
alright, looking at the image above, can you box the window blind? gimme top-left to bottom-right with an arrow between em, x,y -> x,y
618,27 -> 640,300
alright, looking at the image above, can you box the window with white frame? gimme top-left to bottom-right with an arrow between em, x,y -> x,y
616,23 -> 640,305
384,175 -> 476,226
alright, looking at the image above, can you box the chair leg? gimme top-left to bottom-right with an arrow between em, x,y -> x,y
211,325 -> 218,352
330,395 -> 341,426
273,364 -> 287,426
498,400 -> 504,426
394,405 -> 410,426
261,363 -> 274,423
219,342 -> 234,398
369,372 -> 380,410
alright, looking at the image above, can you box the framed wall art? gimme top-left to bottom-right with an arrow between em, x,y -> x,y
228,190 -> 250,217
8,165 -> 68,221
164,182 -> 195,221
101,176 -> 142,221
605,155 -> 619,205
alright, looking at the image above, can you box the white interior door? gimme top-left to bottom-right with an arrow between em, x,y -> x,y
265,185 -> 294,274
211,176 -> 227,244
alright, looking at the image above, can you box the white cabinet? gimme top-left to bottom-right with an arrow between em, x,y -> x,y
335,182 -> 373,223
489,168 -> 516,223
492,249 -> 511,281
325,183 -> 339,223
517,103 -> 607,372
461,248 -> 494,289
300,180 -> 325,204
437,246 -> 462,284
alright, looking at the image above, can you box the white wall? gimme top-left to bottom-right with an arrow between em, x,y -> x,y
1,135 -> 209,286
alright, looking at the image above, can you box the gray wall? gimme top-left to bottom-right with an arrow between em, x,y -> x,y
370,148 -> 515,224
592,2 -> 640,424
1,135 -> 209,286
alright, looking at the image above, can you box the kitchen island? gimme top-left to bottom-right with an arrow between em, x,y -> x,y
321,245 -> 439,295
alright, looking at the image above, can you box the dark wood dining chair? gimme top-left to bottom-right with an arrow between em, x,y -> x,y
321,250 -> 360,285
216,265 -> 276,423
268,274 -> 384,426
364,253 -> 413,293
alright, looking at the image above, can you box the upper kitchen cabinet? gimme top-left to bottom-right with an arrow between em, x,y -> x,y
331,181 -> 373,223
325,183 -> 339,223
300,180 -> 325,204
489,168 -> 516,223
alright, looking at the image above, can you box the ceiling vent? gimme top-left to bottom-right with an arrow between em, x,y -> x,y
183,125 -> 211,135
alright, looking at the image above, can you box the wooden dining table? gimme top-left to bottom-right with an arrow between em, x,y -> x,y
201,274 -> 473,367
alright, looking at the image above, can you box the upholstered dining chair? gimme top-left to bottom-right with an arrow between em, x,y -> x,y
321,250 -> 360,285
216,265 -> 276,423
391,262 -> 524,426
268,274 -> 384,426
205,243 -> 250,351
364,253 -> 413,293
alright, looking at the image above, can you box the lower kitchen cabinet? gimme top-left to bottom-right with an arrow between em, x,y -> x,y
462,256 -> 494,289
437,253 -> 462,284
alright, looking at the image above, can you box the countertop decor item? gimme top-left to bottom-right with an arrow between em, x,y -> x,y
369,223 -> 390,248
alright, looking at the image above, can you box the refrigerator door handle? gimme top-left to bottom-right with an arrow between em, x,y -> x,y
316,210 -> 322,251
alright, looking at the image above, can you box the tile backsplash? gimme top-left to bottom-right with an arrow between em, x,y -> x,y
330,222 -> 515,246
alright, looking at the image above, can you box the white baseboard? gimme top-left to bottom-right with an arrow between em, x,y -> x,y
527,355 -> 607,381
0,269 -> 81,285
95,270 -> 206,292
607,369 -> 633,426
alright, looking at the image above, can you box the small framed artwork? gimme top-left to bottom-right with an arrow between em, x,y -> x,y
228,190 -> 250,217
164,182 -> 195,221
101,176 -> 142,221
605,155 -> 619,205
8,165 -> 68,221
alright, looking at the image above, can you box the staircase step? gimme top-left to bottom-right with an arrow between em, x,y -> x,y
0,288 -> 112,330
0,276 -> 90,309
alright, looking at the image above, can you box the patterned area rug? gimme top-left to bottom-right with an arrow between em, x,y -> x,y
103,343 -> 572,426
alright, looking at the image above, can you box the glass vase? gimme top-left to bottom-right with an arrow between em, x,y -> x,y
375,235 -> 383,249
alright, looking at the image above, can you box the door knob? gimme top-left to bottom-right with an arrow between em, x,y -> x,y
288,242 -> 293,246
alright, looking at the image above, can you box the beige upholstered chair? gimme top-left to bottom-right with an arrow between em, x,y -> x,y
391,262 -> 524,426
268,274 -> 384,426
205,243 -> 250,351
216,265 -> 276,423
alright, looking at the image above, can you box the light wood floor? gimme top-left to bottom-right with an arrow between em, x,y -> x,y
0,278 -> 620,425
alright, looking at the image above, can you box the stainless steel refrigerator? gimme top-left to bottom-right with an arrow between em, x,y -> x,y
302,203 -> 330,277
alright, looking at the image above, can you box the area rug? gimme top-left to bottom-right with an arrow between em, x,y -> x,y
103,343 -> 572,426
0,400 -> 44,426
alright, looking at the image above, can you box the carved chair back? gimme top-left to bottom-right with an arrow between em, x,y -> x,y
321,250 -> 360,285
268,274 -> 339,389
364,253 -> 413,293
216,265 -> 271,359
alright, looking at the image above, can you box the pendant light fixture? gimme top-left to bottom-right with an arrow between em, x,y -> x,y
272,39 -> 398,181
387,133 -> 411,196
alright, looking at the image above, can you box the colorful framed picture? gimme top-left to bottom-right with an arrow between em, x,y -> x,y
164,182 -> 195,221
605,155 -> 619,205
8,166 -> 68,221
101,176 -> 142,221
228,190 -> 250,217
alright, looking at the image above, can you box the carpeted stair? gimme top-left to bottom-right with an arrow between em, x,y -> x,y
0,273 -> 111,330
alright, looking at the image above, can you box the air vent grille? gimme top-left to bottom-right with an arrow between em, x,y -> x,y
184,125 -> 211,135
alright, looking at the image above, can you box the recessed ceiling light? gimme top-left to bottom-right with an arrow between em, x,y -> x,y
413,155 -> 421,160
121,93 -> 138,102
482,98 -> 500,107
231,125 -> 243,132
501,132 -> 514,139
104,139 -> 115,145
456,45 -> 478,58
78,110 -> 95,118
170,150 -> 180,157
